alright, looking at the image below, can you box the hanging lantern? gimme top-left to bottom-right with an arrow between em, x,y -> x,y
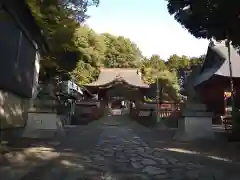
224,91 -> 232,99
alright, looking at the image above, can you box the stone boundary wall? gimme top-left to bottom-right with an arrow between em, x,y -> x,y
0,90 -> 30,141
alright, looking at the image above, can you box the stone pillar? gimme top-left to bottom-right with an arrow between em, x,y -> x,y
174,103 -> 215,141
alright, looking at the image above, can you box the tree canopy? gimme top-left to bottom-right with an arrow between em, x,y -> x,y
27,0 -> 205,102
27,0 -> 99,79
140,54 -> 204,102
165,0 -> 240,48
102,33 -> 143,68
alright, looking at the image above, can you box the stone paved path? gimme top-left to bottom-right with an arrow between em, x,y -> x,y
85,125 -> 237,180
3,115 -> 240,180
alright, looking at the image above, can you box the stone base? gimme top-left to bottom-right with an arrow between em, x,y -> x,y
174,116 -> 214,141
111,109 -> 122,116
0,90 -> 29,130
22,112 -> 65,139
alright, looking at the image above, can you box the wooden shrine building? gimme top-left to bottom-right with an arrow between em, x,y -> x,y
0,0 -> 48,134
85,68 -> 149,103
194,41 -> 240,116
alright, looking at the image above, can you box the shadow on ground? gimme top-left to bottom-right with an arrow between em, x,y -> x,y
1,116 -> 240,179
133,121 -> 240,170
0,119 -> 104,179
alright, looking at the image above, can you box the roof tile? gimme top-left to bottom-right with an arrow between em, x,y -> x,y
87,68 -> 149,88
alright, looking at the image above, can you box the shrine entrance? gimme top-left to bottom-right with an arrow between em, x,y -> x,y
104,84 -> 142,116
85,68 -> 150,116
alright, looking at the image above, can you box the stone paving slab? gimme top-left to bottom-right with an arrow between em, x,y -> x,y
79,122 -> 239,180
2,116 -> 240,180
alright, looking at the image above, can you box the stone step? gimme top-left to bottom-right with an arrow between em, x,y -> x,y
182,111 -> 213,117
184,103 -> 207,111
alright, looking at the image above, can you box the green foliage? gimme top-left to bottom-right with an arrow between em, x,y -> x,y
166,54 -> 198,70
28,0 -> 144,83
27,0 -> 205,101
149,70 -> 180,103
140,54 -> 204,102
140,55 -> 167,84
165,0 -> 240,48
166,54 -> 181,70
102,34 -> 143,68
59,0 -> 100,23
71,61 -> 97,84
157,70 -> 180,102
140,54 -> 204,84
190,55 -> 205,67
27,0 -> 99,80
144,96 -> 153,102
69,29 -> 144,84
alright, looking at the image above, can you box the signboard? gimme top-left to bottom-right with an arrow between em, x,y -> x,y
139,111 -> 150,116
62,81 -> 83,95
179,69 -> 185,89
178,69 -> 192,90
112,109 -> 122,115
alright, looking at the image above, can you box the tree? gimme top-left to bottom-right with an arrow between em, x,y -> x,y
59,0 -> 100,23
27,0 -> 100,80
70,25 -> 105,84
144,70 -> 180,102
157,70 -> 180,102
70,29 -> 144,84
190,55 -> 205,67
149,55 -> 167,70
140,55 -> 168,84
166,54 -> 204,71
166,0 -> 240,48
179,55 -> 190,69
166,54 -> 181,71
102,33 -> 143,68
71,61 -> 97,84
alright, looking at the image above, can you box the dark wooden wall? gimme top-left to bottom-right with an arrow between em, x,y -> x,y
0,8 -> 38,98
197,76 -> 240,115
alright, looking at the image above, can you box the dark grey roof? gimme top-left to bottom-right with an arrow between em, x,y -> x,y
194,41 -> 240,86
87,68 -> 149,88
2,0 -> 49,53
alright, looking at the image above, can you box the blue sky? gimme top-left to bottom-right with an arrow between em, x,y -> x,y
86,0 -> 209,60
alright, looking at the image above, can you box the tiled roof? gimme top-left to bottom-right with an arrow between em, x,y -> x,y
86,68 -> 149,88
194,41 -> 240,86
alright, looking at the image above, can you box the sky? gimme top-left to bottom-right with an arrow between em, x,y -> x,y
86,0 -> 209,60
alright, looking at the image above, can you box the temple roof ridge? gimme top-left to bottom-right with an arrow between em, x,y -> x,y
86,68 -> 148,88
194,41 -> 240,86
